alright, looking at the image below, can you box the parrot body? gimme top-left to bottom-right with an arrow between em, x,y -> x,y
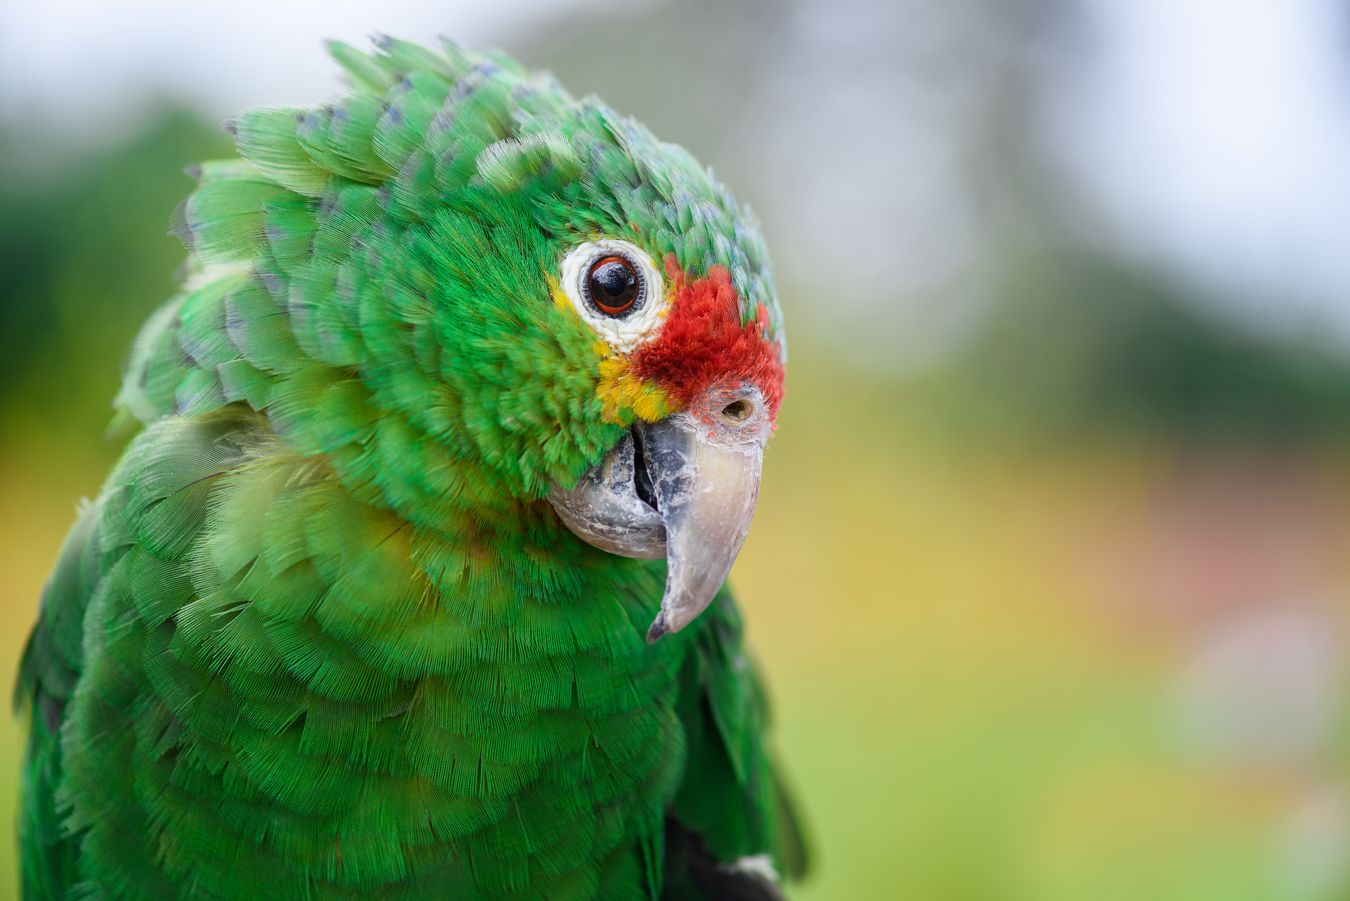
16,38 -> 801,899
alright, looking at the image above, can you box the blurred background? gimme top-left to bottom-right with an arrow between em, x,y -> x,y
4,0 -> 1350,898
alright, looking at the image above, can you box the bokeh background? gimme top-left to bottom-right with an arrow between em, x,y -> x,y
4,1 -> 1350,898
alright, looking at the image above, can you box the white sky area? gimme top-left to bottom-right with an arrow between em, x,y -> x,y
0,0 -> 606,124
4,0 -> 1350,345
1050,0 -> 1350,339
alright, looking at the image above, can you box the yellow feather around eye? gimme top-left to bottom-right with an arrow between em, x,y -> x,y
550,276 -> 672,423
549,278 -> 571,312
595,348 -> 672,424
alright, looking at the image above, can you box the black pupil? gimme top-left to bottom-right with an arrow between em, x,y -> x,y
589,259 -> 639,313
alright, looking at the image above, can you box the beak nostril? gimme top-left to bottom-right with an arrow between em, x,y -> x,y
720,399 -> 753,424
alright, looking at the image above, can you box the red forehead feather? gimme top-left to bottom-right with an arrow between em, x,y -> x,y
631,257 -> 784,417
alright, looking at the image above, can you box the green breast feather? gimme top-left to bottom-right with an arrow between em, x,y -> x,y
15,37 -> 805,900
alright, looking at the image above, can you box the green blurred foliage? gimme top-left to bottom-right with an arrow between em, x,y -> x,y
0,110 -> 229,445
929,252 -> 1350,449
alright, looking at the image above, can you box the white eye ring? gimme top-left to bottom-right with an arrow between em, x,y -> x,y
559,239 -> 667,352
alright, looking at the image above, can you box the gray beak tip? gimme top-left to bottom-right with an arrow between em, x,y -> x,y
645,613 -> 670,644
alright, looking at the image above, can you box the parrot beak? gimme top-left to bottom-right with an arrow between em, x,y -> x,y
548,382 -> 770,643
634,405 -> 765,642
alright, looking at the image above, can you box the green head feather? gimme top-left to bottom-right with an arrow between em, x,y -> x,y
122,36 -> 784,526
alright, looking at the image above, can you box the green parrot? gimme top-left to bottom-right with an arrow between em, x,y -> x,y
14,36 -> 805,900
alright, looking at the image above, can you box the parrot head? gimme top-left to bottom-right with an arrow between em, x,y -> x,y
414,74 -> 786,643
176,38 -> 786,643
544,234 -> 785,643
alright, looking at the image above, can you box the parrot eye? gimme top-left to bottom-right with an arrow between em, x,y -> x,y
560,239 -> 667,351
586,256 -> 641,315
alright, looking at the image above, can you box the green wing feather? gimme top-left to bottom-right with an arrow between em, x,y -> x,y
16,500 -> 103,900
665,591 -> 809,897
16,407 -> 692,897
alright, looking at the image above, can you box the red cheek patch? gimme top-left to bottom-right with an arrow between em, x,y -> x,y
631,257 -> 785,418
